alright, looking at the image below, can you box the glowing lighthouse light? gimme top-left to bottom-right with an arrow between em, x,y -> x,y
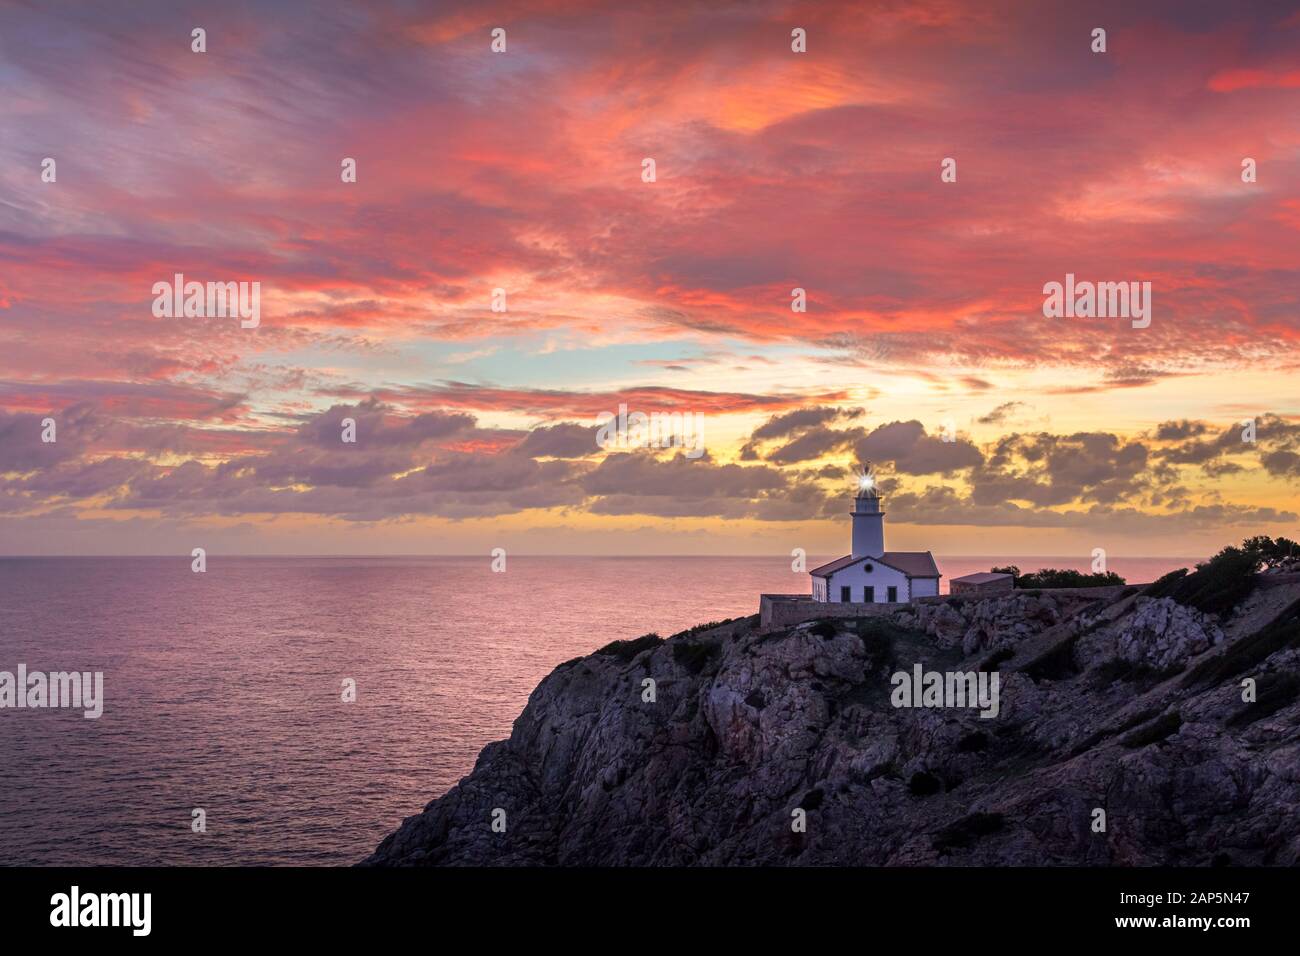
856,462 -> 879,497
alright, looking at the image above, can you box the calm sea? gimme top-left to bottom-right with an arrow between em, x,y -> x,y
0,554 -> 1188,865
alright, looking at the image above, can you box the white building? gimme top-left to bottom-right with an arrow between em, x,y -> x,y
809,464 -> 940,604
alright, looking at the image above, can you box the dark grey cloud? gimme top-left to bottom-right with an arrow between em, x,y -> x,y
854,420 -> 983,475
749,406 -> 855,442
512,422 -> 600,459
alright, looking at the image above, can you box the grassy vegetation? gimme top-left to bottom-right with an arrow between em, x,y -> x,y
594,632 -> 662,662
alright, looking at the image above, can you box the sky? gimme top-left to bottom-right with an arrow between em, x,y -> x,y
0,0 -> 1297,558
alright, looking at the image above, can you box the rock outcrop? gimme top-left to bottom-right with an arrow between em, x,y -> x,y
364,580 -> 1300,867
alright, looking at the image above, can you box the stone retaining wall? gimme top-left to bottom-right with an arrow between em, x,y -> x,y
758,584 -> 1137,632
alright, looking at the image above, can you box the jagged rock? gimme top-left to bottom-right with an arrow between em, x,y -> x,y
1115,597 -> 1224,671
907,592 -> 1072,656
364,581 -> 1300,867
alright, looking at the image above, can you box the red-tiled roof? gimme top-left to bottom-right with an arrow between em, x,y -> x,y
809,552 -> 940,578
808,554 -> 858,576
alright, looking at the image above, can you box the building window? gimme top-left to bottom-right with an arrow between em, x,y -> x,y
886,586 -> 898,603
864,586 -> 874,602
864,563 -> 873,573
840,586 -> 851,602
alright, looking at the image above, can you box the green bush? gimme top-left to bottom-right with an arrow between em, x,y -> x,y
1148,535 -> 1297,616
1144,567 -> 1189,600
1240,535 -> 1300,570
1145,547 -> 1259,616
1015,568 -> 1126,589
852,618 -> 909,673
672,640 -> 721,675
595,632 -> 662,662
992,564 -> 1125,588
669,618 -> 735,640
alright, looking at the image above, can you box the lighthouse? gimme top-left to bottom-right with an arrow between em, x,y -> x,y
807,461 -> 941,604
850,463 -> 885,559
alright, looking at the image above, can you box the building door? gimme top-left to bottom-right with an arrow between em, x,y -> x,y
864,586 -> 874,602
887,586 -> 898,602
840,586 -> 851,602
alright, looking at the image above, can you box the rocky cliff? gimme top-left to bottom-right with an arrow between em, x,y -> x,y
364,576 -> 1300,866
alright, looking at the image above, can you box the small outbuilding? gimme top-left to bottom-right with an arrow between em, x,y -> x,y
949,571 -> 1014,595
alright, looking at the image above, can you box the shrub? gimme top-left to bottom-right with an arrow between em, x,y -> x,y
1148,538 -> 1276,616
1014,568 -> 1126,589
670,618 -> 735,640
672,640 -> 721,675
1241,535 -> 1300,570
852,620 -> 900,673
1144,567 -> 1189,600
595,632 -> 662,662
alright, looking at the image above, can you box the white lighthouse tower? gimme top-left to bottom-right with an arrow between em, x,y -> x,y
850,462 -> 885,559
805,461 -> 941,604
806,463 -> 941,606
